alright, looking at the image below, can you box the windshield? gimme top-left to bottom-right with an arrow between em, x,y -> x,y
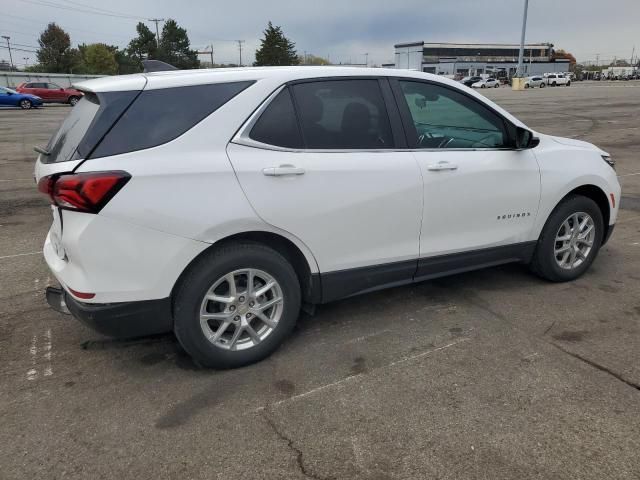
0,87 -> 17,94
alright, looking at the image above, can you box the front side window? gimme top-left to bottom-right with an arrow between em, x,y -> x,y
292,80 -> 394,149
398,81 -> 509,149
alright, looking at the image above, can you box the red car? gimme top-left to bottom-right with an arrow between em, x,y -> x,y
16,82 -> 83,106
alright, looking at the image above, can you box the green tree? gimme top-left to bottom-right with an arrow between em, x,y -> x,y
156,19 -> 199,69
36,23 -> 76,73
254,22 -> 299,66
79,43 -> 118,75
298,53 -> 330,65
126,22 -> 157,65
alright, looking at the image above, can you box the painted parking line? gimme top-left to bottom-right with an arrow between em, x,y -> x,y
0,252 -> 41,260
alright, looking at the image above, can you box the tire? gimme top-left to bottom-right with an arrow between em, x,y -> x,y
173,242 -> 301,368
566,81 -> 571,87
19,99 -> 32,110
552,82 -> 557,86
524,83 -> 530,89
540,83 -> 546,88
481,84 -> 486,89
495,83 -> 500,88
530,195 -> 604,282
68,96 -> 80,106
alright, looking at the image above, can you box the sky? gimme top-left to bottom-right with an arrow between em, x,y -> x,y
1,0 -> 638,69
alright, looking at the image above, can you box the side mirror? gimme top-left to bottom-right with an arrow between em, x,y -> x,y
515,127 -> 540,149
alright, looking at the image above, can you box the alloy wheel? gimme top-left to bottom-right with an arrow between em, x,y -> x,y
554,212 -> 596,270
199,268 -> 283,351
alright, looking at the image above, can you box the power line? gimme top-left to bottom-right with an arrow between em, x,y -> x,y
18,0 -> 146,20
55,0 -> 146,19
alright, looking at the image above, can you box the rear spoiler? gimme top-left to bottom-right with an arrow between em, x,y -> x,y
142,60 -> 178,73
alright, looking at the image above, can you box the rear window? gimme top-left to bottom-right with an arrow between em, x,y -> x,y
44,93 -> 101,163
89,81 -> 254,159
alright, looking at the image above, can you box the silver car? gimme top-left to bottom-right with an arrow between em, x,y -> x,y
524,76 -> 546,88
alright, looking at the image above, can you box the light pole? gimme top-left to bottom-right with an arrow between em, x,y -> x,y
23,57 -> 29,67
2,36 -> 13,70
515,0 -> 529,78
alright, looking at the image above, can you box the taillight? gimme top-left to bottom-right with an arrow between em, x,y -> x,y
37,171 -> 131,213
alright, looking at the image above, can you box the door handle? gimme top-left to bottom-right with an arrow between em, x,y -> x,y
262,165 -> 306,176
427,161 -> 458,171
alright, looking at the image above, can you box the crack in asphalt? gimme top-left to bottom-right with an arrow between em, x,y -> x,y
550,342 -> 640,391
261,409 -> 334,480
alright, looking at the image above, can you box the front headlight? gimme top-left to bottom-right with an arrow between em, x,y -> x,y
602,155 -> 615,170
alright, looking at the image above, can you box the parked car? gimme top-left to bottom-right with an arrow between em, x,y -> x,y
471,77 -> 500,88
460,76 -> 483,87
0,86 -> 43,109
524,76 -> 546,88
36,67 -> 620,368
546,74 -> 571,86
16,82 -> 83,105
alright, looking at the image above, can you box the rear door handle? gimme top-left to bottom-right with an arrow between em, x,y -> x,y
262,165 -> 306,176
427,161 -> 458,171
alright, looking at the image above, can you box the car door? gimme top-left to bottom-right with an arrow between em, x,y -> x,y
0,87 -> 12,106
46,83 -> 65,101
227,78 -> 423,300
390,79 -> 540,278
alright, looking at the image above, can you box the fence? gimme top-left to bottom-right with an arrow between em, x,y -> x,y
0,72 -> 104,88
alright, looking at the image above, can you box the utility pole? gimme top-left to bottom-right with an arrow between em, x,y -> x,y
210,44 -> 214,67
148,19 -> 164,47
237,40 -> 245,66
23,57 -> 29,67
1,36 -> 13,70
595,53 -> 600,67
515,0 -> 529,78
364,52 -> 369,67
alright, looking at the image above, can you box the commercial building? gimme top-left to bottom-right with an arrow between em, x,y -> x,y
394,42 -> 570,77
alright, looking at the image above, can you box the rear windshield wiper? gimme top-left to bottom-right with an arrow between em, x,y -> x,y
34,146 -> 50,156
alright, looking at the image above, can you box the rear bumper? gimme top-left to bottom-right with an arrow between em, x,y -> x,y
46,286 -> 173,338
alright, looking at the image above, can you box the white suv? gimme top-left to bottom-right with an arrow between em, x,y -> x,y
546,73 -> 571,86
36,67 -> 620,368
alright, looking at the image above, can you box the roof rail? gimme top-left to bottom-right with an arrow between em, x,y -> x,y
142,60 -> 178,73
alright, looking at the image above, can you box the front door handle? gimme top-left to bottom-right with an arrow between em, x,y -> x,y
427,161 -> 458,171
262,165 -> 306,176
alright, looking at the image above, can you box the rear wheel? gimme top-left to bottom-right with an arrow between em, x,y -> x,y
68,96 -> 80,106
530,195 -> 604,282
173,242 -> 301,368
19,99 -> 32,110
494,83 -> 500,88
566,81 -> 571,87
524,83 -> 530,89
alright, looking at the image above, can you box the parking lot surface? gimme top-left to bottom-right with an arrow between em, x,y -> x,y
1,82 -> 639,479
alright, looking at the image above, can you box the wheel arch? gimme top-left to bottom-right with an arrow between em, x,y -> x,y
171,230 -> 322,308
548,184 -> 611,243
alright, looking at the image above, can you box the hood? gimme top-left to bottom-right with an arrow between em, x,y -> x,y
547,135 -> 609,156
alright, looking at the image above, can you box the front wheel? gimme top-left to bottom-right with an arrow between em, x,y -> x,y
481,84 -> 486,89
68,96 -> 80,106
173,242 -> 301,368
540,82 -> 546,88
566,81 -> 571,87
530,195 -> 604,282
494,83 -> 500,88
19,99 -> 32,109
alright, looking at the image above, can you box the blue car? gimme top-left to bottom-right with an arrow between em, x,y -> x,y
0,86 -> 43,109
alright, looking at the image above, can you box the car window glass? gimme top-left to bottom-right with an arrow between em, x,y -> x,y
292,79 -> 394,149
399,80 -> 507,149
47,83 -> 61,89
249,87 -> 302,149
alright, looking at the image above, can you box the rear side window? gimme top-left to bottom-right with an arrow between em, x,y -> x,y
89,81 -> 254,159
292,80 -> 394,149
249,88 -> 302,149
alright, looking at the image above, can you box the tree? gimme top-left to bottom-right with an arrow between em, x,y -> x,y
126,22 -> 157,64
553,49 -> 577,66
254,22 -> 299,66
298,53 -> 331,65
156,19 -> 199,69
36,23 -> 77,73
79,43 -> 118,75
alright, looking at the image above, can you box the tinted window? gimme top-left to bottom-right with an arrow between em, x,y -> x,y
292,80 -> 394,149
249,87 -> 302,148
47,83 -> 61,89
399,81 -> 508,149
89,81 -> 254,159
44,93 -> 101,163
